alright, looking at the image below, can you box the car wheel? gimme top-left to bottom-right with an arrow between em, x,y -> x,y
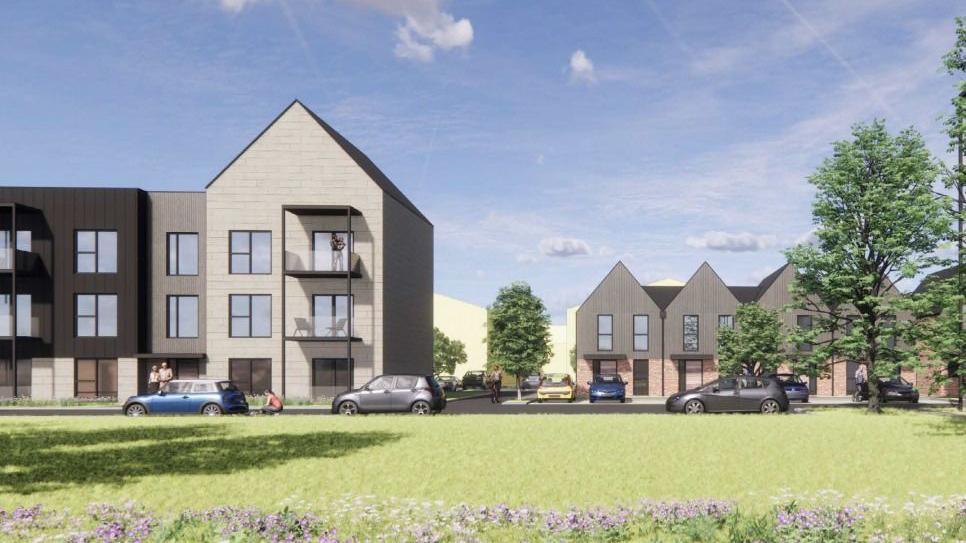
589,398 -> 596,404
338,401 -> 359,415
411,400 -> 431,415
201,403 -> 223,416
684,399 -> 705,414
125,403 -> 147,417
760,399 -> 780,414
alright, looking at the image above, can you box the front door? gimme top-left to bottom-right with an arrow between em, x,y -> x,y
678,360 -> 703,392
846,361 -> 859,395
390,375 -> 419,410
358,375 -> 395,411
632,359 -> 649,396
704,376 -> 739,411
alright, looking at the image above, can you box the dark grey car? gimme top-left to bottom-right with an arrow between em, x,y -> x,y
332,374 -> 446,415
665,375 -> 789,414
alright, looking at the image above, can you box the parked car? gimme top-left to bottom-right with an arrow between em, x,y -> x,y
588,374 -> 626,403
766,373 -> 810,403
461,370 -> 487,389
435,374 -> 461,392
122,380 -> 249,416
332,374 -> 446,415
665,375 -> 789,414
520,374 -> 543,391
536,373 -> 574,402
853,376 -> 919,403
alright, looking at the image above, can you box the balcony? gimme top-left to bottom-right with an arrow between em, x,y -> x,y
284,316 -> 361,342
0,249 -> 39,275
284,250 -> 362,279
0,316 -> 41,339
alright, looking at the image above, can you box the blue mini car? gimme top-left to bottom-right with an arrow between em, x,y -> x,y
766,373 -> 810,403
588,374 -> 627,403
122,380 -> 249,416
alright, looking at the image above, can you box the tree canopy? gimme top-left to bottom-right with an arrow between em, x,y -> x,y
487,281 -> 552,400
717,303 -> 785,377
433,327 -> 467,375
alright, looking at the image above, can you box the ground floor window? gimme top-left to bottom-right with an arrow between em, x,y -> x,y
312,358 -> 352,399
633,359 -> 649,396
0,359 -> 31,398
592,360 -> 618,376
75,358 -> 117,399
229,358 -> 272,396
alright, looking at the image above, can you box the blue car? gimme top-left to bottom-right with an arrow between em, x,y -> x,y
122,379 -> 249,416
588,374 -> 627,403
767,373 -> 810,403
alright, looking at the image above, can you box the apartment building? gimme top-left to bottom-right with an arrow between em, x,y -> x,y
0,100 -> 433,401
575,261 -> 940,397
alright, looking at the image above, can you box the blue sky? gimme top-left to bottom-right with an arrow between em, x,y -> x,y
0,1 -> 961,322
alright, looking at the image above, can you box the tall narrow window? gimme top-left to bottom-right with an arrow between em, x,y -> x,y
0,294 -> 31,336
167,295 -> 199,338
76,231 -> 117,273
597,315 -> 613,351
683,315 -> 699,352
230,294 -> 271,337
313,295 -> 353,337
167,233 -> 199,275
718,315 -> 734,330
633,315 -> 649,351
796,315 -> 813,352
76,294 -> 117,337
230,231 -> 271,274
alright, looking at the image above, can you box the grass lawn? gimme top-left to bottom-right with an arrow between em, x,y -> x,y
0,410 -> 961,513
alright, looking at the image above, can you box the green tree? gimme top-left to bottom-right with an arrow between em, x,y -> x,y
717,303 -> 786,376
433,327 -> 467,375
784,121 -> 951,413
487,282 -> 552,400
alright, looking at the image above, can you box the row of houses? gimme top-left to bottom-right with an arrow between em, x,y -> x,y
0,100 -> 433,401
573,261 -> 960,398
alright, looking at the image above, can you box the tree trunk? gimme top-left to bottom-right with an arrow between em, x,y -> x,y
867,376 -> 881,413
516,373 -> 522,401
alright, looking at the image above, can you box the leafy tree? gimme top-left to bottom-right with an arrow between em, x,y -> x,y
433,327 -> 467,375
717,303 -> 786,376
784,121 -> 951,413
487,282 -> 552,400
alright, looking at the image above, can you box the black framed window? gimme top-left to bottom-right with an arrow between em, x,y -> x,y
230,294 -> 271,337
633,314 -> 648,351
75,294 -> 117,337
229,358 -> 272,395
167,233 -> 199,275
230,231 -> 271,274
75,358 -> 117,398
597,315 -> 613,351
718,315 -> 734,329
0,294 -> 32,337
312,231 -> 353,272
312,358 -> 353,399
76,230 -> 117,273
312,295 -> 353,337
683,315 -> 699,352
167,295 -> 199,338
0,359 -> 31,398
797,315 -> 813,352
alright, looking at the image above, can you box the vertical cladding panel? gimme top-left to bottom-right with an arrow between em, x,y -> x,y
381,194 -> 433,375
205,103 -> 387,396
575,263 -> 662,360
665,263 -> 738,358
148,192 -> 207,355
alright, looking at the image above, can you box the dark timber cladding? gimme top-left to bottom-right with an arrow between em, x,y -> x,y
0,187 -> 146,359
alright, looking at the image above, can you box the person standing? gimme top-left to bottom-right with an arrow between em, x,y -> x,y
488,367 -> 503,404
854,363 -> 868,401
158,361 -> 174,391
147,365 -> 160,394
330,233 -> 346,271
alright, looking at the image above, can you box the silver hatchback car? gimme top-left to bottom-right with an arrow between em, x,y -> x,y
331,374 -> 446,415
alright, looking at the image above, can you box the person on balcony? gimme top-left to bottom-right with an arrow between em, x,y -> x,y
330,233 -> 346,271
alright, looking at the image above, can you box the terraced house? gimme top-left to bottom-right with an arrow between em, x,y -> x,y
0,100 -> 433,401
575,261 -> 947,398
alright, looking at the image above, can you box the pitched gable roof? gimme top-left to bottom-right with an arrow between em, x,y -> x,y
206,99 -> 431,225
914,265 -> 963,293
728,286 -> 760,303
641,285 -> 683,309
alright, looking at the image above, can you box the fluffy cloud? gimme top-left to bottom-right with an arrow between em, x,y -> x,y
539,237 -> 591,258
351,0 -> 473,62
685,231 -> 777,252
568,49 -> 596,83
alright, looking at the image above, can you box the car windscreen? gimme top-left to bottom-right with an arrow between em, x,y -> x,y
542,375 -> 570,386
881,376 -> 911,386
594,375 -> 621,384
776,375 -> 804,385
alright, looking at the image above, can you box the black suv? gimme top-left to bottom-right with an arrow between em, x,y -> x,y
461,370 -> 487,389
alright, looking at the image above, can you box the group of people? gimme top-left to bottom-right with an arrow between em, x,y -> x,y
147,362 -> 174,393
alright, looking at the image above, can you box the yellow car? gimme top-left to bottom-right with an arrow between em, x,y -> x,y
536,373 -> 575,402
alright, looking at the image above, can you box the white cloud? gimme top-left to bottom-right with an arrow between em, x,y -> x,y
348,0 -> 473,62
516,253 -> 539,264
216,0 -> 262,13
685,231 -> 778,252
793,228 -> 818,246
539,237 -> 592,258
568,49 -> 596,84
